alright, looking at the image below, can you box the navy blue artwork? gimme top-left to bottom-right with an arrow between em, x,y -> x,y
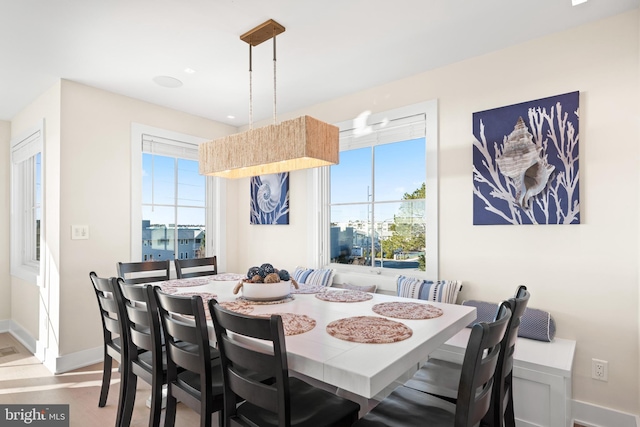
473,92 -> 580,225
250,173 -> 290,225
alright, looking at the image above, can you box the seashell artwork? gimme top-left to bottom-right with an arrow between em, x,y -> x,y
472,91 -> 580,225
256,174 -> 281,213
496,117 -> 555,209
250,172 -> 290,225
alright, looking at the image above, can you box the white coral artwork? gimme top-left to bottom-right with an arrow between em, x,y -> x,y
473,92 -> 580,225
250,173 -> 290,225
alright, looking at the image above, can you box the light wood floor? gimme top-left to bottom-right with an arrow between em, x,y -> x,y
0,333 -> 203,427
1,332 -> 586,427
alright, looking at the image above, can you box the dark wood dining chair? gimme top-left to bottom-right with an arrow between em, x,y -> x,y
174,256 -> 218,279
352,302 -> 512,427
117,280 -> 166,427
209,299 -> 361,427
117,260 -> 170,285
89,272 -> 131,426
153,288 -> 224,427
403,286 -> 530,427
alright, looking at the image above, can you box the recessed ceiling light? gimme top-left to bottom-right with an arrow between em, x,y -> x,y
152,76 -> 183,88
227,115 -> 235,119
572,0 -> 587,5
184,68 -> 196,74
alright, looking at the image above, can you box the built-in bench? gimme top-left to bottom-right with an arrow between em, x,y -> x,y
429,328 -> 576,427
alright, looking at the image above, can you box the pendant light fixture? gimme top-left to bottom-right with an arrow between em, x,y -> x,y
199,19 -> 339,179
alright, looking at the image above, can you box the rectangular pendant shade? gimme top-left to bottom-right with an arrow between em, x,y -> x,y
199,115 -> 339,179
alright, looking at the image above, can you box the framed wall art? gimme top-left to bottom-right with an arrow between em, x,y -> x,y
472,91 -> 580,225
250,172 -> 290,225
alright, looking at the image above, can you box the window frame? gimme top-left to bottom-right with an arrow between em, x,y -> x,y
310,100 -> 439,280
10,119 -> 44,284
130,123 -> 226,272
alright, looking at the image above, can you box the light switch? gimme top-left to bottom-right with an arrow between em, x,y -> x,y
71,225 -> 89,240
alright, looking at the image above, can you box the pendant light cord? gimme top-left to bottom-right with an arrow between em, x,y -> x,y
249,43 -> 253,130
273,32 -> 277,124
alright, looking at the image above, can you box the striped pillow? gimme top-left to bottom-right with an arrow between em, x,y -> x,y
292,267 -> 314,284
461,300 -> 556,342
304,268 -> 335,288
396,276 -> 462,304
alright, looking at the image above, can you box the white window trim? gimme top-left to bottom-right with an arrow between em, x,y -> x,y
10,119 -> 45,284
309,100 -> 439,280
130,123 -> 227,273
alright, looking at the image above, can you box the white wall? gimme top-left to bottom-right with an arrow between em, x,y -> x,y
232,11 -> 640,415
5,79 -> 237,363
225,169 -> 316,274
0,120 -> 10,321
57,80 -> 237,355
10,82 -> 62,349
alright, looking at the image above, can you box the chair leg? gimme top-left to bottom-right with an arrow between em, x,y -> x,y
163,388 -> 177,427
148,377 -> 163,427
504,386 -> 516,427
99,353 -> 113,407
119,371 -> 137,427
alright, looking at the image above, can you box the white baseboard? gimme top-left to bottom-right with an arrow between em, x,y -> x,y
0,319 -> 103,374
52,346 -> 104,374
572,399 -> 639,427
5,320 -> 37,354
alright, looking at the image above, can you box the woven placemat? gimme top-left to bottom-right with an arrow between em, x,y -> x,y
158,285 -> 180,295
315,289 -> 373,303
256,313 -> 316,336
291,284 -> 326,294
326,316 -> 412,343
157,277 -> 212,288
218,301 -> 254,315
372,302 -> 443,320
210,273 -> 245,281
236,295 -> 295,305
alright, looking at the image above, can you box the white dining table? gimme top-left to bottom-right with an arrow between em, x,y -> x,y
159,277 -> 476,401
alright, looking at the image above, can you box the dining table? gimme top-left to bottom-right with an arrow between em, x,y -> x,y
154,274 -> 476,405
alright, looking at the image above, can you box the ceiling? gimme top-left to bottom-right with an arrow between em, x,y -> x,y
1,0 -> 638,126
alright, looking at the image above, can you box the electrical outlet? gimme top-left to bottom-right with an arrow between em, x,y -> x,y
592,359 -> 608,381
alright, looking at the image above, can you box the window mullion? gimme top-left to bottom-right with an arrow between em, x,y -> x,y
174,157 -> 179,260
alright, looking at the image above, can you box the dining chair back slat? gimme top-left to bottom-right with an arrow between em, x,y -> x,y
117,260 -> 170,285
486,285 -> 530,427
174,256 -> 218,279
403,285 -> 530,427
89,272 -> 129,425
209,299 -> 360,427
353,302 -> 511,427
457,302 -> 511,426
153,289 -> 223,427
117,280 -> 166,427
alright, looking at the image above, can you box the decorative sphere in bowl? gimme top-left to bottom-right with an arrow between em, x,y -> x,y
241,280 -> 292,301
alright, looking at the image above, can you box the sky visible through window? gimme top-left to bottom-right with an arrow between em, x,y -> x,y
142,154 -> 205,226
331,138 -> 426,222
142,137 -> 425,227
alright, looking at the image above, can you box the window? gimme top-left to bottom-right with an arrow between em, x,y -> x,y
11,120 -> 44,283
313,101 -> 438,277
131,124 -> 226,268
141,137 -> 205,261
331,138 -> 426,270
